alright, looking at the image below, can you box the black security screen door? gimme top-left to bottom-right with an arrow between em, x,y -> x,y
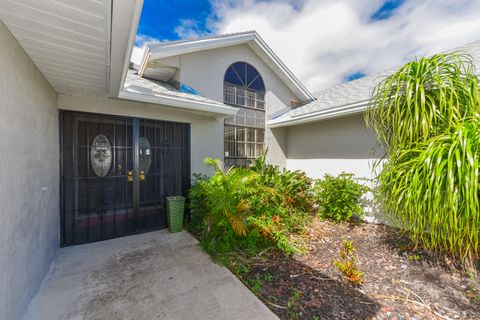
60,111 -> 190,246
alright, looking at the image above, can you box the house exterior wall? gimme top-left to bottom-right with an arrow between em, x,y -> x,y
174,44 -> 300,168
285,114 -> 382,181
57,95 -> 224,177
0,22 -> 59,320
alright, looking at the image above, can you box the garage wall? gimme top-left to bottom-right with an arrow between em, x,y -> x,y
0,22 -> 59,320
175,44 -> 300,168
57,95 -> 224,177
285,113 -> 383,180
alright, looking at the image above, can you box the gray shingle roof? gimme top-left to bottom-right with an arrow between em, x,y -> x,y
123,70 -> 227,108
270,40 -> 480,125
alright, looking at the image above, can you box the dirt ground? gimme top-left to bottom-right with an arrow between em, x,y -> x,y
236,220 -> 480,320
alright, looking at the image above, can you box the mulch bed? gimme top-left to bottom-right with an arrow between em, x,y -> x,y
234,220 -> 480,320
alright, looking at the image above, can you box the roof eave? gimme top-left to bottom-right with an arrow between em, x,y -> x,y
109,0 -> 144,98
268,101 -> 369,128
250,34 -> 314,101
118,89 -> 239,117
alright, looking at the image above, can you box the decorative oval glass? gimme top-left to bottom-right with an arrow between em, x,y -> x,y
139,137 -> 152,173
90,134 -> 112,177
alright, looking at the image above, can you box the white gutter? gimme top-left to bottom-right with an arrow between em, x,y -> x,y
105,0 -> 112,96
117,0 -> 144,94
268,100 -> 369,128
108,0 -> 144,98
118,90 -> 238,116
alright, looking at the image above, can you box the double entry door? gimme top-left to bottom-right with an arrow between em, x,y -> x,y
60,111 -> 190,246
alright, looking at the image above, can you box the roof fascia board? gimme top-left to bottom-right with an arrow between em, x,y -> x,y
109,0 -> 144,98
149,32 -> 314,102
249,35 -> 314,101
268,101 -> 369,128
150,32 -> 256,60
118,90 -> 238,116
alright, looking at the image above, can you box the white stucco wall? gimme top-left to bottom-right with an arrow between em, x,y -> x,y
173,44 -> 299,168
285,114 -> 383,181
285,113 -> 388,221
57,95 -> 224,177
0,22 -> 59,320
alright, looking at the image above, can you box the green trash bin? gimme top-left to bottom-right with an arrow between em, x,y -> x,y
166,196 -> 185,233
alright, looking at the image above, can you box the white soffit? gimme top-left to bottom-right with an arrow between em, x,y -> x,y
0,0 -> 110,97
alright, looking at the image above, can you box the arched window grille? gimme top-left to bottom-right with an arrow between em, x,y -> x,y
223,62 -> 266,167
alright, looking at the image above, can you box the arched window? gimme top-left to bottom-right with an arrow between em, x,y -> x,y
224,62 -> 266,167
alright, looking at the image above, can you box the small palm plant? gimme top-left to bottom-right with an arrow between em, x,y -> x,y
365,52 -> 480,270
189,158 -> 258,238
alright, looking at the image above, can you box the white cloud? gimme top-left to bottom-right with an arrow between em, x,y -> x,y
180,0 -> 480,91
135,33 -> 163,47
136,0 -> 480,92
174,19 -> 210,39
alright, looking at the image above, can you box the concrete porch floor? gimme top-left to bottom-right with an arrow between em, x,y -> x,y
23,230 -> 278,320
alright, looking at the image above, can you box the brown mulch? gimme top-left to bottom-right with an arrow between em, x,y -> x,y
236,220 -> 480,320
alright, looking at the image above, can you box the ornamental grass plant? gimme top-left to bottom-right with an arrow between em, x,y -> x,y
365,52 -> 480,270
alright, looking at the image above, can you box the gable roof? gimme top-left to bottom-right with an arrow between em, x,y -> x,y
142,31 -> 315,102
269,40 -> 480,128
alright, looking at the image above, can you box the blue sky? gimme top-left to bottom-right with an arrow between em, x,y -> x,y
370,0 -> 405,21
137,0 -> 212,42
138,0 -> 405,41
136,0 -> 480,91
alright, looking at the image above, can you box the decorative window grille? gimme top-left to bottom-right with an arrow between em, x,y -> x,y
223,62 -> 266,167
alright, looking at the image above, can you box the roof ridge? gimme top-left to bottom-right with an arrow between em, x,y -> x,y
149,30 -> 258,48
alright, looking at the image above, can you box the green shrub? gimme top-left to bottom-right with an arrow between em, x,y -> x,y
314,173 -> 370,222
188,155 -> 315,256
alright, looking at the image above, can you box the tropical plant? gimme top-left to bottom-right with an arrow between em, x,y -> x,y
188,154 -> 315,255
365,52 -> 480,151
189,158 -> 256,239
365,51 -> 480,269
377,119 -> 480,266
314,173 -> 370,222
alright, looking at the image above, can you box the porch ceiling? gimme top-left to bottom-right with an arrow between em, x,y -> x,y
0,0 -> 110,97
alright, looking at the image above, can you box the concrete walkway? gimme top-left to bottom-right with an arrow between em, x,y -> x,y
23,230 -> 278,320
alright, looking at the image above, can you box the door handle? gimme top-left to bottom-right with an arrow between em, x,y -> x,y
139,170 -> 145,181
127,171 -> 133,182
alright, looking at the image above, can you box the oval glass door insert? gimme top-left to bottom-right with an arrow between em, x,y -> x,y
139,137 -> 152,173
90,134 -> 112,177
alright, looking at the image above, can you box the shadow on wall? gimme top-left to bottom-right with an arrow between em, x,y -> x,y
267,127 -> 288,167
286,113 -> 384,160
